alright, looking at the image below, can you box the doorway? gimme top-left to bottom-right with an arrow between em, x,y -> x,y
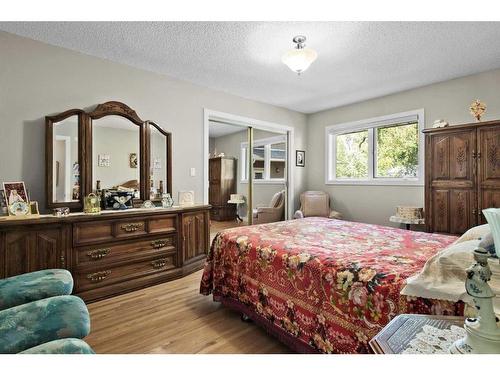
203,109 -> 294,240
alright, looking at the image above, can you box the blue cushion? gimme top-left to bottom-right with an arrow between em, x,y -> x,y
0,269 -> 73,311
20,338 -> 95,354
0,295 -> 90,354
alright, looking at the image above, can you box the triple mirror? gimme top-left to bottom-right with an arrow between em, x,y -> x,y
46,102 -> 172,210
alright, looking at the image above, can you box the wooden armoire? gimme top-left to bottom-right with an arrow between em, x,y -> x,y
424,119 -> 500,234
208,156 -> 236,221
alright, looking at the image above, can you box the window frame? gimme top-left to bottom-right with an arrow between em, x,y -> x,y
325,109 -> 425,186
241,135 -> 287,184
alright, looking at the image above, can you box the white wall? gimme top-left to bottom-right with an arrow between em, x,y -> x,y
3,30 -> 500,226
307,68 -> 500,226
0,31 -> 307,212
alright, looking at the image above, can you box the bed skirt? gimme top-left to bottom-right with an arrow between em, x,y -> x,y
214,292 -> 321,354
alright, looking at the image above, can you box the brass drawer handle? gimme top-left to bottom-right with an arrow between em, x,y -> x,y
87,270 -> 111,283
151,239 -> 172,249
87,248 -> 110,260
151,258 -> 170,269
120,223 -> 143,232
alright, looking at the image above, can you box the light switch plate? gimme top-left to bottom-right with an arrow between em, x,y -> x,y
190,167 -> 196,177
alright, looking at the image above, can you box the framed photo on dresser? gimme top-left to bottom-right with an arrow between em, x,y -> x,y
2,181 -> 29,206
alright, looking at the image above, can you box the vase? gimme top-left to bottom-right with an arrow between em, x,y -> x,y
482,208 -> 500,258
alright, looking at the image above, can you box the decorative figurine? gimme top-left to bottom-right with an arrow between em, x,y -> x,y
449,207 -> 500,353
161,193 -> 174,208
8,201 -> 30,216
53,207 -> 70,217
141,200 -> 155,209
470,99 -> 486,122
432,119 -> 449,128
178,191 -> 194,206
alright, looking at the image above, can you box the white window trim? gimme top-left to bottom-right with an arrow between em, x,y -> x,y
241,135 -> 287,184
325,109 -> 425,186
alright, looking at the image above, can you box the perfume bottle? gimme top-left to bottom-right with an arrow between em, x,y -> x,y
95,180 -> 103,208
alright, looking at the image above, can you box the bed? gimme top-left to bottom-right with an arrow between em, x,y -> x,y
200,217 -> 463,353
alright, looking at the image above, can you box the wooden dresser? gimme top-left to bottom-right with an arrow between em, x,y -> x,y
0,205 -> 210,302
208,156 -> 236,221
423,119 -> 500,234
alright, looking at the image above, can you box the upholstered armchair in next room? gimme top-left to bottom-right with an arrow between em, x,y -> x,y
293,191 -> 343,220
253,190 -> 286,225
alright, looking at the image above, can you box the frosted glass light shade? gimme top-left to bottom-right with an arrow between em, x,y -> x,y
281,47 -> 318,74
482,208 -> 500,258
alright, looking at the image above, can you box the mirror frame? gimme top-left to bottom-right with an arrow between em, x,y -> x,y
46,102 -> 173,211
85,101 -> 148,204
46,108 -> 85,210
147,121 -> 172,200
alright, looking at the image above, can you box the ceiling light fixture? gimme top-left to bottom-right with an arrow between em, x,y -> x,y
281,35 -> 318,75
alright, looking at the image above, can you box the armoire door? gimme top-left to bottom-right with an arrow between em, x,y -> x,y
208,158 -> 221,205
478,125 -> 500,223
427,129 -> 477,233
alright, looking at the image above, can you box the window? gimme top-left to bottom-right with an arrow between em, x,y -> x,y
241,135 -> 287,183
326,110 -> 424,185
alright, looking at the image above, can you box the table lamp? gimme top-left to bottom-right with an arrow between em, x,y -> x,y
449,208 -> 500,353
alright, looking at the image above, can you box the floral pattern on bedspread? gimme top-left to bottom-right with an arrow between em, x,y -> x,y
200,217 -> 460,353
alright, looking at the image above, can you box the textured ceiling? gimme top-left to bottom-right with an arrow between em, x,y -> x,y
2,22 -> 500,113
209,121 -> 246,138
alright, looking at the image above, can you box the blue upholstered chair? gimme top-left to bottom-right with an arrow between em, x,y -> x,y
20,338 -> 95,354
0,269 -> 94,354
0,269 -> 73,311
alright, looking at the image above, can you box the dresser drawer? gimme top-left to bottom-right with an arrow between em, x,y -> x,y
73,221 -> 114,245
148,214 -> 177,234
114,219 -> 148,239
75,235 -> 177,267
75,253 -> 178,292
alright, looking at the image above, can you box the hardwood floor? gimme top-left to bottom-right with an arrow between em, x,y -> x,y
210,220 -> 246,243
85,270 -> 291,354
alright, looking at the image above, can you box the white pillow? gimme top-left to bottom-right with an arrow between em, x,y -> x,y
453,224 -> 490,244
401,239 -> 480,302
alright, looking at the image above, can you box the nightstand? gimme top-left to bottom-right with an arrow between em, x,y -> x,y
369,314 -> 464,354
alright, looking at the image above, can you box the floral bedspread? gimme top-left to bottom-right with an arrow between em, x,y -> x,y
200,217 -> 460,353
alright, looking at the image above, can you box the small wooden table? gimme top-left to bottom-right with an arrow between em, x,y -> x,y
228,197 -> 245,223
389,215 -> 425,230
369,314 -> 464,354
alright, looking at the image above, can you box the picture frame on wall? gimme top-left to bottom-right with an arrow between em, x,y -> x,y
129,153 -> 138,168
296,150 -> 305,167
